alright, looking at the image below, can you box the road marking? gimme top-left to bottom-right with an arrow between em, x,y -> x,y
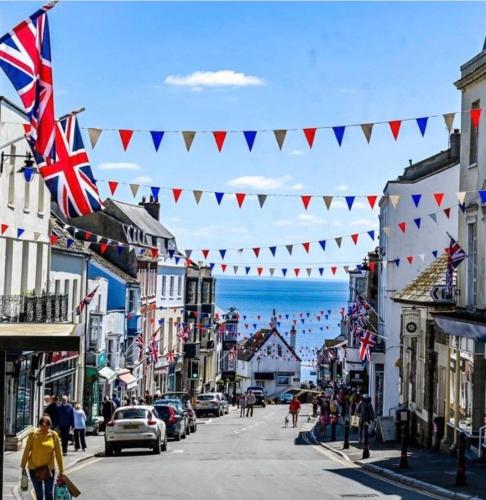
170,449 -> 184,454
67,456 -> 103,474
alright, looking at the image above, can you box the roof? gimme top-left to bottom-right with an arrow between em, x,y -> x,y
238,328 -> 301,362
51,218 -> 90,257
104,199 -> 174,240
392,254 -> 455,305
0,95 -> 29,120
89,249 -> 139,284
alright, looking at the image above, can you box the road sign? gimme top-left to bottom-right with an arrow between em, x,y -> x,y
430,285 -> 454,303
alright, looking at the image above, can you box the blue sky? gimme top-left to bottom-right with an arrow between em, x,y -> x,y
1,1 -> 485,278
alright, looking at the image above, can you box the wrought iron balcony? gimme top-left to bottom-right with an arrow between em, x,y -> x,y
0,294 -> 69,323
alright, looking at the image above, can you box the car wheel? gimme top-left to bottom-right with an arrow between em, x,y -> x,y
104,443 -> 113,456
153,436 -> 161,454
161,435 -> 168,452
214,410 -> 220,417
113,447 -> 121,456
181,426 -> 187,439
175,431 -> 181,441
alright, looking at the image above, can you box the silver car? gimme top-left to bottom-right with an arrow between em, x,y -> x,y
104,405 -> 167,456
195,393 -> 228,417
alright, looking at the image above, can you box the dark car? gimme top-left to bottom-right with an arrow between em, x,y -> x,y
161,392 -> 191,402
247,387 -> 266,407
153,404 -> 187,441
160,395 -> 197,433
154,399 -> 190,437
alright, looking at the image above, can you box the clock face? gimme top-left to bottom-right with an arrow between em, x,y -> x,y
406,322 -> 417,333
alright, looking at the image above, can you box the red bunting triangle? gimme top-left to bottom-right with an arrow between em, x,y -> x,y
369,261 -> 376,272
407,256 -> 414,264
367,195 -> 378,209
398,222 -> 406,233
119,129 -> 134,151
186,258 -> 193,267
301,195 -> 312,210
433,192 -> 444,206
221,264 -> 227,272
470,108 -> 482,129
108,181 -> 119,196
50,234 -> 58,245
202,249 -> 209,259
100,243 -> 108,255
351,234 -> 359,245
294,268 -> 300,277
444,207 -> 451,219
388,120 -> 402,140
84,231 -> 92,240
151,248 -> 159,258
253,247 -> 260,258
172,188 -> 183,203
303,128 -> 317,148
236,193 -> 246,208
1,224 -> 8,235
257,267 -> 263,276
302,242 -> 310,253
330,266 -> 337,275
213,131 -> 227,152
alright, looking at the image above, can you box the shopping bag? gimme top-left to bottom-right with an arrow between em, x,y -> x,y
54,483 -> 72,500
351,415 -> 361,428
20,471 -> 29,491
63,475 -> 81,497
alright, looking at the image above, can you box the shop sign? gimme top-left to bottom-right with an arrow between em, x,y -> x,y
49,351 -> 78,364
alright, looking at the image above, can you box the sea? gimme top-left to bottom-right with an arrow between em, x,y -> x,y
215,277 -> 348,383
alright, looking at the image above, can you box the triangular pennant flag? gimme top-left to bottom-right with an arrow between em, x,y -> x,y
333,126 -> 345,146
119,129 -> 134,151
182,131 -> 196,151
457,192 -> 467,204
406,255 -> 414,264
253,247 -> 260,258
202,249 -> 209,259
389,195 -> 400,208
213,131 -> 227,152
429,213 -> 437,223
345,196 -> 355,210
369,261 -> 376,272
33,231 -> 41,241
168,249 -> 175,259
306,268 -> 312,277
193,190 -> 203,204
318,267 -> 324,276
257,267 -> 264,276
367,230 -> 375,241
273,129 -> 287,150
100,243 -> 108,255
257,194 -> 267,208
303,128 -> 317,148
433,192 -> 444,206
343,265 -> 349,273
432,250 -> 438,258
330,266 -> 337,275
269,246 -> 277,257
416,117 -> 428,136
388,120 -> 401,140
233,266 -> 239,275
470,108 -> 482,129
87,128 -> 102,149
411,194 -> 422,207
1,224 -> 9,235
360,123 -> 373,143
335,237 -> 342,248
172,188 -> 183,203
351,233 -> 359,245
83,241 -> 91,251
302,242 -> 310,253
243,131 -> 257,151
394,258 -> 400,267
209,262 -> 215,271
219,249 -> 226,259
367,195 -> 378,209
294,268 -> 300,277
414,218 -> 421,229
151,187 -> 160,201
221,264 -> 227,273
150,131 -> 164,151
444,207 -> 451,218
382,260 -> 387,269
50,234 -> 58,245
129,184 -> 140,198
235,193 -> 246,208
459,203 -> 466,212
17,228 -> 24,238
398,222 -> 406,233
24,167 -> 34,183
319,240 -> 326,251
108,181 -> 119,196
282,268 -> 288,277
383,227 -> 391,237
215,192 -> 224,205
479,190 -> 486,204
245,266 -> 251,275
286,244 -> 293,255
185,249 -> 192,259
323,196 -> 333,210
443,113 -> 455,133
116,244 -> 124,255
419,253 -> 425,262
269,268 -> 275,277
301,195 -> 312,210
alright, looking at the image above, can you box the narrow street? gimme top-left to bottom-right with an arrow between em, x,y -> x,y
68,405 -> 436,499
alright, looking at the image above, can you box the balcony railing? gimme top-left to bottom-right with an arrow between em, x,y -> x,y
0,294 -> 69,323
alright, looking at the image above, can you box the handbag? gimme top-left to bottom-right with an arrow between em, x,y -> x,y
351,415 -> 361,428
54,482 -> 72,500
20,471 -> 29,491
63,475 -> 81,497
34,465 -> 53,481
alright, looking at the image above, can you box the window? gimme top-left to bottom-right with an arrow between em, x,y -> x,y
467,221 -> 477,307
277,345 -> 282,357
186,280 -> 197,305
7,167 -> 15,206
88,314 -> 102,351
277,375 -> 290,386
470,100 -> 480,165
177,276 -> 182,297
35,243 -> 44,292
20,242 -> 29,292
161,276 -> 167,298
128,289 -> 137,313
38,177 -> 45,213
267,346 -> 272,356
169,276 -> 175,297
202,280 -> 212,304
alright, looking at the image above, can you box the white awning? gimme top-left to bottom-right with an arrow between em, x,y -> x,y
98,366 -> 117,384
116,369 -> 138,390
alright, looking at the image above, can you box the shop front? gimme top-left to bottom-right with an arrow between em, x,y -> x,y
44,351 -> 79,401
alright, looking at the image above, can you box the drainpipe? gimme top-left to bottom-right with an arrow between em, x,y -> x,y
442,343 -> 451,447
454,336 -> 461,447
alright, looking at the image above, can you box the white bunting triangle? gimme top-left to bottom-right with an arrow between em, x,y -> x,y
389,195 -> 400,208
456,192 -> 467,204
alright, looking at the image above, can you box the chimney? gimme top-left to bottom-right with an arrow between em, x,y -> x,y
450,129 -> 461,161
139,195 -> 160,221
290,324 -> 297,351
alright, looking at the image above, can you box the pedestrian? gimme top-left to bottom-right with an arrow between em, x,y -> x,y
246,391 -> 256,417
144,390 -> 153,405
101,395 -> 116,429
138,397 -> 145,405
123,397 -> 130,406
21,415 -> 64,500
55,396 -> 74,456
312,396 -> 318,419
73,404 -> 87,452
112,393 -> 121,408
289,396 -> 301,428
318,399 -> 331,437
356,394 -> 375,443
239,393 -> 247,417
43,395 -> 58,428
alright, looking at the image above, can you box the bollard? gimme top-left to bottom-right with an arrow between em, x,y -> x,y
456,432 -> 467,486
399,423 -> 408,469
331,415 -> 337,442
362,422 -> 370,459
343,419 -> 350,449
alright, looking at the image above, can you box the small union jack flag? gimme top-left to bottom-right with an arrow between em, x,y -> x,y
166,350 -> 175,364
445,237 -> 466,295
0,2 -> 57,158
228,346 -> 238,362
358,330 -> 376,361
134,333 -> 144,348
149,339 -> 159,363
75,285 -> 98,315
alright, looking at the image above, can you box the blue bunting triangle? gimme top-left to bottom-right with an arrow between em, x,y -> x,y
479,190 -> 486,204
219,249 -> 226,259
333,126 -> 345,146
174,256 -> 180,264
168,249 -> 175,258
414,218 -> 421,229
394,258 -> 400,267
318,267 -> 324,276
67,239 -> 74,248
269,246 -> 277,257
416,117 -> 428,137
151,186 -> 160,201
412,194 -> 422,207
245,267 -> 251,275
285,314 -> 289,319
367,230 -> 375,241
24,167 -> 34,183
215,192 -> 224,205
150,131 -> 165,151
345,196 -> 355,210
17,228 -> 24,238
243,131 -> 257,151
319,240 -> 326,251
282,268 -> 288,277
209,262 -> 215,271
432,250 -> 438,258
459,203 -> 466,212
357,265 -> 363,272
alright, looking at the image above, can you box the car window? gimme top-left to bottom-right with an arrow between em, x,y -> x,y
153,406 -> 171,419
197,395 -> 216,401
114,409 -> 148,420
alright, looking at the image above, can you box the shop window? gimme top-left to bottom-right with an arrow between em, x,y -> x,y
277,375 -> 290,386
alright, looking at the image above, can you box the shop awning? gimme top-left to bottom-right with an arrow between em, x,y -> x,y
254,372 -> 274,380
98,366 -> 117,384
434,311 -> 486,342
0,323 -> 79,351
116,369 -> 138,390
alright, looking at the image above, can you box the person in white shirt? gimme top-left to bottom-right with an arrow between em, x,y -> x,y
73,404 -> 87,451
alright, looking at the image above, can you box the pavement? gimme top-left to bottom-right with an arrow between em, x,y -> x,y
6,403 -> 467,500
309,418 -> 486,500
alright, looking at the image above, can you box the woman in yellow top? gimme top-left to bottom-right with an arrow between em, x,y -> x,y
21,415 -> 64,500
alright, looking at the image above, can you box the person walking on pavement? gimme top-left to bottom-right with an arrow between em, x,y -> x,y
289,396 -> 301,428
55,396 -> 74,456
73,403 -> 87,452
102,395 -> 116,430
43,395 -> 58,428
239,393 -> 246,417
246,391 -> 256,417
112,393 -> 121,408
21,415 -> 64,500
356,394 -> 375,443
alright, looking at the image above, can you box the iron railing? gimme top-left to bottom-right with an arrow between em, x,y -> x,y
0,294 -> 69,323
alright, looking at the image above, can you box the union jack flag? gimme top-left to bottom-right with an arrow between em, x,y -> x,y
134,333 -> 144,348
149,339 -> 159,363
358,330 -> 376,361
0,2 -> 57,158
32,113 -> 103,219
75,285 -> 99,315
228,346 -> 238,362
166,350 -> 175,364
445,237 -> 466,295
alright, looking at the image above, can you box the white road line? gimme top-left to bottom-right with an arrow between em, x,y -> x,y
170,449 -> 184,454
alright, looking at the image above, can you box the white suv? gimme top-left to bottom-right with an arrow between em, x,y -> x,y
195,393 -> 228,417
105,405 -> 167,456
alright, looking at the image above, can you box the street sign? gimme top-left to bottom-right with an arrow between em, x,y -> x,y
430,285 -> 455,303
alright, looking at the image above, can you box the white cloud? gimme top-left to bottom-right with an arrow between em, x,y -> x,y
335,184 -> 349,192
273,213 -> 327,227
291,183 -> 304,190
227,175 -> 293,191
289,149 -> 305,156
164,70 -> 265,88
350,218 -> 377,227
132,175 -> 153,184
98,162 -> 141,171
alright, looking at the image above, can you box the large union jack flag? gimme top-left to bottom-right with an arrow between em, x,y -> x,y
0,2 -> 57,158
33,113 -> 103,219
358,330 -> 376,362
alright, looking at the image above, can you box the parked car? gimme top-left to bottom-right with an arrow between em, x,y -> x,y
195,393 -> 226,417
161,392 -> 191,402
86,415 -> 103,435
154,399 -> 190,437
277,392 -> 294,404
104,406 -> 167,456
247,387 -> 266,407
214,393 -> 230,414
153,403 -> 187,441
180,399 -> 198,433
